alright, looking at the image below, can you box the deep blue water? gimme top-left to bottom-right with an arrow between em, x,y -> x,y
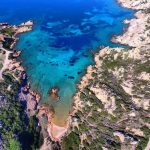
0,0 -> 133,126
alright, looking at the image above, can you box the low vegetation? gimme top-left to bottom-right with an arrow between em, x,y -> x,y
62,46 -> 150,150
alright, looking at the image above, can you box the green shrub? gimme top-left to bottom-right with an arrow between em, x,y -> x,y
62,132 -> 80,150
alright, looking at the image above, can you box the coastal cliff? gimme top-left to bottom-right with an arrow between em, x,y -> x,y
62,0 -> 150,150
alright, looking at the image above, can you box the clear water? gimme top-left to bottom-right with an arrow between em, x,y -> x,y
0,0 -> 133,126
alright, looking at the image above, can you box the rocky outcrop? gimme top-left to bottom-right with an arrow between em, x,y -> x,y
19,85 -> 40,116
49,87 -> 60,101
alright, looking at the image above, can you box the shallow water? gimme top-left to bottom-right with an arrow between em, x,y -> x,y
0,0 -> 133,126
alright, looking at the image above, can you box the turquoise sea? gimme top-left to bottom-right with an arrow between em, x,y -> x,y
0,0 -> 133,126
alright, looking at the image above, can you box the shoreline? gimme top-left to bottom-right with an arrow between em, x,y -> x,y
0,0 -> 149,149
0,20 -> 42,149
65,0 -> 150,149
72,0 -> 150,115
0,0 -> 137,145
0,21 -> 41,113
40,0 -> 150,145
0,20 -> 70,146
0,20 -> 69,144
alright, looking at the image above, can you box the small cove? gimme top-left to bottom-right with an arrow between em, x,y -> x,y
0,0 -> 134,126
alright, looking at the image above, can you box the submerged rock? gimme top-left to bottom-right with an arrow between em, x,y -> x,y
49,87 -> 60,101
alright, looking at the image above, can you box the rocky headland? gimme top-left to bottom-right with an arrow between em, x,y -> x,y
62,0 -> 150,150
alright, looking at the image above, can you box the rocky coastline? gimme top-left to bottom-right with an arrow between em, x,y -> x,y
0,20 -> 40,116
0,20 -> 68,149
0,20 -> 44,149
62,0 -> 150,149
0,0 -> 150,149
